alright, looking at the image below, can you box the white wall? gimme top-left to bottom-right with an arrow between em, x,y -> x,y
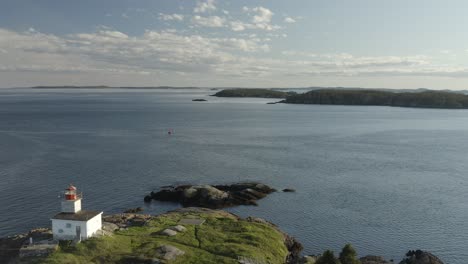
86,213 -> 103,238
52,219 -> 87,241
61,199 -> 82,213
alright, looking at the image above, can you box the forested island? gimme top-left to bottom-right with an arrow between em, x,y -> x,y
212,88 -> 290,98
283,89 -> 468,108
214,88 -> 468,109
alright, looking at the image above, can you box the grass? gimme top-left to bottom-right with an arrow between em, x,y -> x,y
38,210 -> 289,264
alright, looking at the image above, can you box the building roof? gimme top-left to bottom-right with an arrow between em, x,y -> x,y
51,210 -> 102,221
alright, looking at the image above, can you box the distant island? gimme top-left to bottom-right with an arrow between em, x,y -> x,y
214,88 -> 468,109
283,89 -> 468,109
31,86 -> 199,89
212,88 -> 290,98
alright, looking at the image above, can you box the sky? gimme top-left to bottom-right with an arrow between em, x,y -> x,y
2,0 -> 468,89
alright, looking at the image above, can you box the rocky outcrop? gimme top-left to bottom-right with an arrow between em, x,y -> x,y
399,250 -> 444,264
102,213 -> 152,228
144,182 -> 277,209
123,207 -> 143,213
156,245 -> 185,261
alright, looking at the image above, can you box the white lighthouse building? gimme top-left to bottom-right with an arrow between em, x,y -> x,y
51,185 -> 102,241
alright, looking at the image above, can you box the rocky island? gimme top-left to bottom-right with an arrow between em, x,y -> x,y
144,182 -> 276,209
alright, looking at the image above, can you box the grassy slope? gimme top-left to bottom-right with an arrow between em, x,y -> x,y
40,210 -> 289,264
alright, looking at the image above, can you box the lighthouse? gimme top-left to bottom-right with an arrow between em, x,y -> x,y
51,185 -> 102,241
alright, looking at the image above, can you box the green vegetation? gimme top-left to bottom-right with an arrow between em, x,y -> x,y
213,88 -> 289,98
316,250 -> 341,264
40,210 -> 289,264
284,89 -> 468,109
313,244 -> 361,264
339,244 -> 361,264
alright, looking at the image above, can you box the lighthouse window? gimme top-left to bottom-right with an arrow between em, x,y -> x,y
66,223 -> 72,228
58,229 -> 63,233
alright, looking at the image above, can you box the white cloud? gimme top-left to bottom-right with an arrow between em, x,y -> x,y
230,21 -> 246,31
240,6 -> 279,31
2,27 -> 467,87
194,0 -> 216,13
251,7 -> 273,24
192,15 -> 225,28
284,17 -> 296,23
159,13 -> 184,21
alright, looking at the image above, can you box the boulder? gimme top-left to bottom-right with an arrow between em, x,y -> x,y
399,250 -> 444,264
183,187 -> 198,199
283,188 -> 296,192
155,245 -> 185,261
169,225 -> 187,232
159,229 -> 178,237
102,222 -> 119,233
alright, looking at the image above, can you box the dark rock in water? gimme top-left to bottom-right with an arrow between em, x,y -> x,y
266,102 -> 277,104
145,182 -> 276,209
399,250 -> 444,264
360,255 -> 391,264
124,207 -> 144,213
144,195 -> 152,203
282,188 -> 296,192
192,99 -> 207,102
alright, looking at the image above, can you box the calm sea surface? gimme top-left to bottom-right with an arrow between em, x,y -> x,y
0,88 -> 467,263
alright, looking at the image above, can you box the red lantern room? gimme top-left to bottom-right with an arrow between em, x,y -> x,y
65,184 -> 77,200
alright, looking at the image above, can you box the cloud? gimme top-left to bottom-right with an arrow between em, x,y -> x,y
192,16 -> 225,28
230,21 -> 246,32
0,27 -> 271,77
284,17 -> 296,23
240,6 -> 279,31
251,7 -> 273,24
2,27 -> 467,87
194,0 -> 216,13
159,13 -> 184,21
